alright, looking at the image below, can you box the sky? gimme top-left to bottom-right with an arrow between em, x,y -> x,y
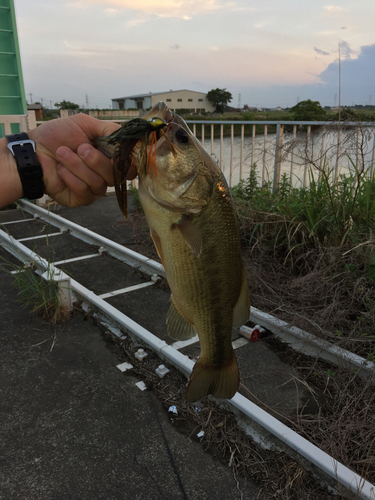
14,0 -> 375,109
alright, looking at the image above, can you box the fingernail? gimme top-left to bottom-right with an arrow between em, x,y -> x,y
78,144 -> 91,159
57,146 -> 69,160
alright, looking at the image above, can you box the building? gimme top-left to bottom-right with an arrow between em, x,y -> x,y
27,103 -> 43,120
111,90 -> 215,114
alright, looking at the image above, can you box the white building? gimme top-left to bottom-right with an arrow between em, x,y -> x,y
111,90 -> 215,113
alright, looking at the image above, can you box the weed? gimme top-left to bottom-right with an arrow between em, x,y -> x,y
0,250 -> 71,324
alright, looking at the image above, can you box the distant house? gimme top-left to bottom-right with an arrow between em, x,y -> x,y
27,103 -> 43,120
111,90 -> 215,113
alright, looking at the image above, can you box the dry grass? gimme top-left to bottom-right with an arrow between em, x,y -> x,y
115,333 -> 337,500
122,210 -> 375,497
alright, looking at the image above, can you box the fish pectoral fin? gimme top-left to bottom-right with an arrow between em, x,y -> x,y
150,228 -> 165,266
166,299 -> 196,341
185,351 -> 240,402
172,215 -> 202,258
233,267 -> 250,328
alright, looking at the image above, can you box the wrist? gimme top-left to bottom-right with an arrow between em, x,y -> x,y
6,132 -> 45,200
0,137 -> 23,206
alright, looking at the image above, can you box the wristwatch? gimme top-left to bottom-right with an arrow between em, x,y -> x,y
6,132 -> 45,200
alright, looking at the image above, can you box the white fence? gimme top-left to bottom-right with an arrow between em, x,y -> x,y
185,120 -> 375,190
4,113 -> 375,191
0,110 -> 36,136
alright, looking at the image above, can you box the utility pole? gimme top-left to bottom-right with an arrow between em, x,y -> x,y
85,93 -> 89,109
237,93 -> 241,110
29,93 -> 33,104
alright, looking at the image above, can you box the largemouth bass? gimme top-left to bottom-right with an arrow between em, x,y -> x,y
97,103 -> 250,402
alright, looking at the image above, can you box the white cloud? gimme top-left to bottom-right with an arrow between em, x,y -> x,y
323,5 -> 348,15
125,18 -> 147,27
68,0 -> 222,18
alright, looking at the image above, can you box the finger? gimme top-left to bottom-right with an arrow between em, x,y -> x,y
56,163 -> 100,206
77,143 -> 114,187
56,146 -> 108,195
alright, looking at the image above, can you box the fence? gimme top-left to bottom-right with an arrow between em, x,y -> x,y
0,110 -> 36,137
185,120 -> 375,190
7,114 -> 375,191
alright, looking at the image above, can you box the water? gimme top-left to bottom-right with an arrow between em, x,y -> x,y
200,127 -> 375,189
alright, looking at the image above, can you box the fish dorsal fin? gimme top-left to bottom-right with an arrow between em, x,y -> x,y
173,215 -> 202,258
166,298 -> 196,341
233,267 -> 250,328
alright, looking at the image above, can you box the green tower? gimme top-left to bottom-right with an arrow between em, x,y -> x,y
0,0 -> 27,135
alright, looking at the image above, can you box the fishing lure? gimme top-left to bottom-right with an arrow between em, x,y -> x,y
107,116 -> 166,218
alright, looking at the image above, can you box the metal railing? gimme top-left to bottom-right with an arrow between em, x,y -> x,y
186,120 -> 375,190
34,116 -> 375,190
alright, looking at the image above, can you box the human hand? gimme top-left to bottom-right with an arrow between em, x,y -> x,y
27,114 -> 121,207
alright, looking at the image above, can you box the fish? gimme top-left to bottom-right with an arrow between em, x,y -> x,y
96,102 -> 250,402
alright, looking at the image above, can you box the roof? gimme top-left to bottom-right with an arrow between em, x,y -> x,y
27,103 -> 43,110
111,90 -> 207,100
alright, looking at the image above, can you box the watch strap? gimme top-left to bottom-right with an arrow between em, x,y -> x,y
6,132 -> 45,200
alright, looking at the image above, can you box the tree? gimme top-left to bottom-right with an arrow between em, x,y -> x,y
54,100 -> 80,110
206,88 -> 232,113
290,99 -> 326,121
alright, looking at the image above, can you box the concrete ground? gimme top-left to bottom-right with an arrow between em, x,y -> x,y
0,196 -> 260,500
0,193 -> 316,499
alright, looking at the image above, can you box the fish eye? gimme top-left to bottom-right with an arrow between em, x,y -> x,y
175,128 -> 189,144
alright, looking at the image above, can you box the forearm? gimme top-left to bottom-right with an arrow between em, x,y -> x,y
0,137 -> 23,208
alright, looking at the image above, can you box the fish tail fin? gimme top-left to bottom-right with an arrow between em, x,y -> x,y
185,351 -> 239,402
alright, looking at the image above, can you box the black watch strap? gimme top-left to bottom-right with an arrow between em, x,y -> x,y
6,132 -> 45,200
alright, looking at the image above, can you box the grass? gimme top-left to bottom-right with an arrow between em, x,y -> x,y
231,157 -> 375,360
0,248 -> 71,324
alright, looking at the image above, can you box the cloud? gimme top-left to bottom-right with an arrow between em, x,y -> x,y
316,43 -> 375,102
339,40 -> 353,59
170,44 -> 180,49
69,0 -> 222,18
314,47 -> 330,56
323,5 -> 347,15
125,18 -> 147,27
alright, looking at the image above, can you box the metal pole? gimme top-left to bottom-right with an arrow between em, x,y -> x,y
273,123 -> 284,191
290,125 -> 297,190
229,124 -> 234,187
318,126 -> 326,185
303,125 -> 311,188
220,124 -> 224,171
240,124 -> 244,181
263,125 -> 267,187
251,124 -> 256,167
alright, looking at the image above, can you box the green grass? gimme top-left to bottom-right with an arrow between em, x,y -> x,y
232,159 -> 375,352
0,250 -> 71,324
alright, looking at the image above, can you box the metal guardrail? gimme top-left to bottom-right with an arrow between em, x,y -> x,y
185,120 -> 375,189
33,116 -> 375,190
